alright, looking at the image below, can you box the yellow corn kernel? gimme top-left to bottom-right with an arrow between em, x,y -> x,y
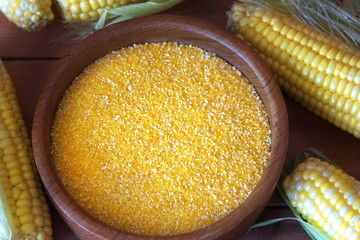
0,0 -> 54,30
20,222 -> 36,234
0,60 -> 52,239
56,0 -> 146,22
35,215 -> 45,227
228,3 -> 360,138
297,46 -> 311,61
311,55 -> 323,69
304,51 -> 317,65
282,155 -> 360,239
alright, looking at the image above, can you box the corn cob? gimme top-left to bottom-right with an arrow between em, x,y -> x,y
0,0 -> 54,31
0,60 -> 52,239
56,0 -> 145,22
283,155 -> 360,240
228,2 -> 360,138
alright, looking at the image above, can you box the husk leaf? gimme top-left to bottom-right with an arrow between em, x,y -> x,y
0,182 -> 17,240
95,0 -> 183,30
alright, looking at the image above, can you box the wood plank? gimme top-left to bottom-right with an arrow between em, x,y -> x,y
0,0 -> 233,59
238,207 -> 311,240
0,14 -> 76,59
2,60 -> 57,130
51,206 -> 311,240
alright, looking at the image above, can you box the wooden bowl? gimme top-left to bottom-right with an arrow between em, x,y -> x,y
32,14 -> 288,240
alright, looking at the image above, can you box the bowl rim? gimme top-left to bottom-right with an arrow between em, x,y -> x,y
32,14 -> 289,240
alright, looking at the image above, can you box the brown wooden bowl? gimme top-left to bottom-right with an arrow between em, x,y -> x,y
32,14 -> 288,240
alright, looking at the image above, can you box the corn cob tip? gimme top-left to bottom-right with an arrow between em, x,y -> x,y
0,0 -> 54,31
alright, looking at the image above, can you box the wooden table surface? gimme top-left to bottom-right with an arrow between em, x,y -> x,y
1,0 -> 360,239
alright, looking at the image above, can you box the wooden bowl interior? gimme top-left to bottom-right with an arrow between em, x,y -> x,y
32,14 -> 288,240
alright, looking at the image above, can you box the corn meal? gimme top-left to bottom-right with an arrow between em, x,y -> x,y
51,42 -> 271,236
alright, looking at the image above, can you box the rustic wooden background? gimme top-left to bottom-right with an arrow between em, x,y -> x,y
1,0 -> 359,239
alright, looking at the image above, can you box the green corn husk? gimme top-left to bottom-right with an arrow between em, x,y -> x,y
57,0 -> 183,40
0,182 -> 17,240
95,0 -> 183,30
